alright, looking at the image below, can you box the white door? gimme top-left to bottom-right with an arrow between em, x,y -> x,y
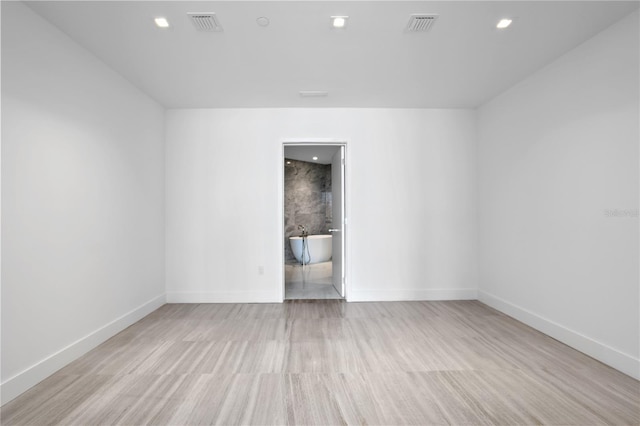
330,146 -> 345,297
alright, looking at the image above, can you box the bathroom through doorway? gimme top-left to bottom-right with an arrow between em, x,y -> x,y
282,142 -> 346,300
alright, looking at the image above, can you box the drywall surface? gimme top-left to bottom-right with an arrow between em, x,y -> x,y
478,11 -> 639,378
165,108 -> 477,303
1,2 -> 166,403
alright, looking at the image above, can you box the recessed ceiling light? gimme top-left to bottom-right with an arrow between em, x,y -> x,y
313,156 -> 319,161
331,16 -> 348,29
256,17 -> 270,27
496,18 -> 512,29
154,17 -> 170,28
286,161 -> 291,165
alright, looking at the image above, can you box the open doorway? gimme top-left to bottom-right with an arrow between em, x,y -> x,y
283,143 -> 346,300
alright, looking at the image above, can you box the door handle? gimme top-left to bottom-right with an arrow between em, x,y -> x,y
328,229 -> 340,233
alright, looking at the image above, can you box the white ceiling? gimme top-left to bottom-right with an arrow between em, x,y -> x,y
25,1 -> 638,109
285,145 -> 340,164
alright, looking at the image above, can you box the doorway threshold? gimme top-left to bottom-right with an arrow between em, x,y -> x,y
284,262 -> 343,300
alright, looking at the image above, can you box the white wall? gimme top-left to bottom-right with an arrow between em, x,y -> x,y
478,10 -> 639,379
165,108 -> 477,303
4,0 -> 634,408
1,2 -> 166,403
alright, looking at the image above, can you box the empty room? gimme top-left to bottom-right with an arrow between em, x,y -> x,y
1,1 -> 638,425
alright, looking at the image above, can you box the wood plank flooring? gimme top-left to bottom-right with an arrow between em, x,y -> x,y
2,300 -> 639,425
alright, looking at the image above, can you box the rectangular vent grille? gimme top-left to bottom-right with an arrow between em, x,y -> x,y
406,14 -> 438,32
188,13 -> 223,32
299,91 -> 329,98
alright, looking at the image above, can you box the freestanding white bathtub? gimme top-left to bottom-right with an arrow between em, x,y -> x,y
289,235 -> 332,264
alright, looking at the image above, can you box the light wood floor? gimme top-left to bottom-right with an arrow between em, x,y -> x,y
3,300 -> 639,425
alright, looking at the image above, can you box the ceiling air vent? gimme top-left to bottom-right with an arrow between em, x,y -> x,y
188,13 -> 223,32
405,14 -> 438,32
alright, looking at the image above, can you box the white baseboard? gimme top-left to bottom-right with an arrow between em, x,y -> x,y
166,291 -> 281,303
348,288 -> 477,302
478,290 -> 640,380
1,294 -> 166,405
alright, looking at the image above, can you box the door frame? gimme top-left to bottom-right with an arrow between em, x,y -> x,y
280,139 -> 350,302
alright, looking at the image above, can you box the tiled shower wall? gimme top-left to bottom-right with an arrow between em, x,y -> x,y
284,159 -> 332,262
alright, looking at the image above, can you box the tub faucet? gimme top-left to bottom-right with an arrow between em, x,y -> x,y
298,225 -> 308,237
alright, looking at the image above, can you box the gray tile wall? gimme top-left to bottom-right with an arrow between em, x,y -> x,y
284,159 -> 332,262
